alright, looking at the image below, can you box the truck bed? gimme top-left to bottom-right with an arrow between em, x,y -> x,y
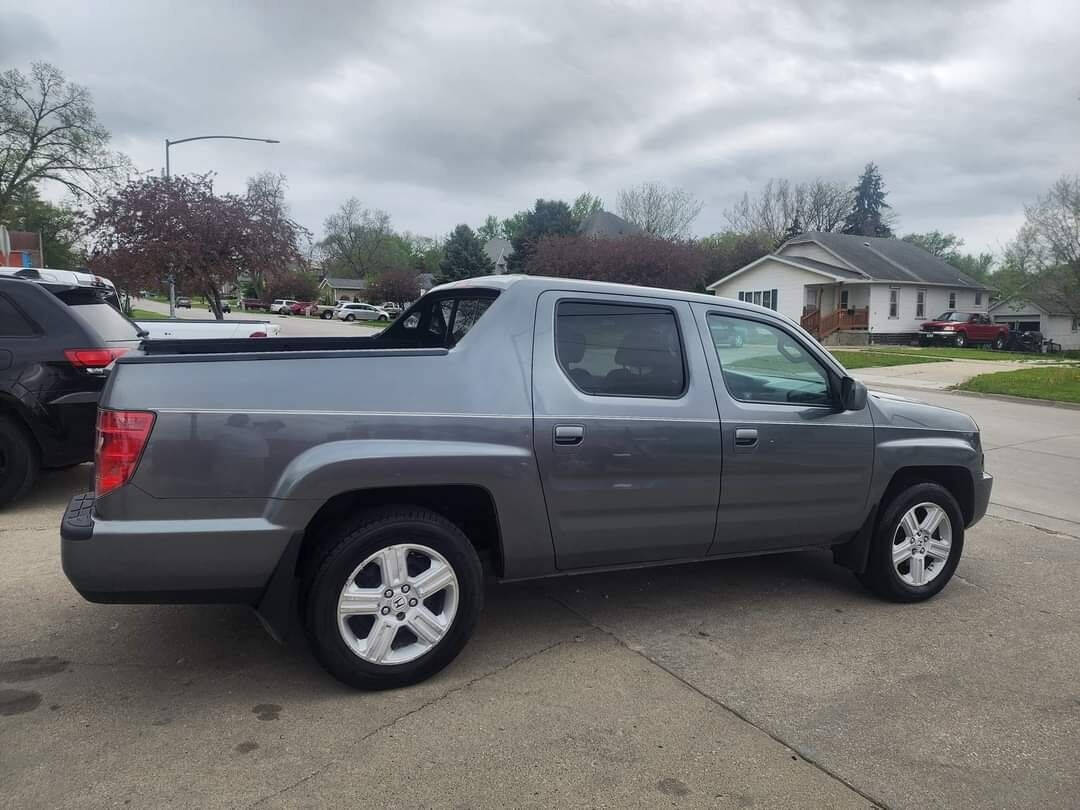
132,334 -> 446,360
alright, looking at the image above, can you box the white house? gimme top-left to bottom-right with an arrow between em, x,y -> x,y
989,291 -> 1080,350
707,232 -> 992,344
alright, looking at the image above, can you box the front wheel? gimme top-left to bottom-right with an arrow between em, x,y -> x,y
858,482 -> 964,602
378,315 -> 389,322
954,332 -> 966,348
303,506 -> 484,689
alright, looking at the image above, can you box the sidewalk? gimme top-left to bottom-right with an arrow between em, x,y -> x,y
852,358 -> 1030,390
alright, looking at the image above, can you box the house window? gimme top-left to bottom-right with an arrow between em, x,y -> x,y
949,291 -> 957,309
888,287 -> 899,319
1073,317 -> 1079,333
840,289 -> 849,310
737,290 -> 779,311
975,291 -> 983,306
916,289 -> 926,319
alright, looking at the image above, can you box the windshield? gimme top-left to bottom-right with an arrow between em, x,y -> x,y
934,311 -> 969,322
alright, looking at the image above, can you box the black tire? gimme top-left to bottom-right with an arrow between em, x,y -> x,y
303,506 -> 484,690
321,310 -> 333,320
993,334 -> 1006,351
0,415 -> 39,508
954,332 -> 966,348
378,315 -> 388,322
858,482 -> 964,603
345,314 -> 355,321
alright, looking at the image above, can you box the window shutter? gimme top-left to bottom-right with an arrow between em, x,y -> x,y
771,289 -> 778,310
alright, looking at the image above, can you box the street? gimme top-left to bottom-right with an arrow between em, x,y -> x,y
1,388 -> 1078,808
132,297 -> 387,337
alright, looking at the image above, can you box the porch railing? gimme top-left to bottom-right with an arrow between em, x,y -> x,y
800,307 -> 868,339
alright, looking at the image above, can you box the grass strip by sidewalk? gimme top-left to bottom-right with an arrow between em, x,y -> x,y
129,308 -> 167,320
829,350 -> 949,369
861,345 -> 1074,362
956,366 -> 1080,404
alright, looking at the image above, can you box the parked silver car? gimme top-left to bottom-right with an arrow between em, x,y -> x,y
335,302 -> 391,322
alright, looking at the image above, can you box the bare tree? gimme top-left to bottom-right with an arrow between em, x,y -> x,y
724,178 -> 853,245
318,198 -> 409,277
616,182 -> 703,239
0,62 -> 126,215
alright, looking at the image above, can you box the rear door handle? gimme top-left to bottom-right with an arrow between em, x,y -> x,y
554,425 -> 585,446
734,428 -> 758,448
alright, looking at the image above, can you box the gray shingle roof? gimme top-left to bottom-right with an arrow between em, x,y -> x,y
320,277 -> 368,289
777,254 -> 866,279
578,210 -> 642,237
784,232 -> 989,288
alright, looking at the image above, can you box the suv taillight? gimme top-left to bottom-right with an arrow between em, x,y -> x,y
65,348 -> 128,368
95,410 -> 156,497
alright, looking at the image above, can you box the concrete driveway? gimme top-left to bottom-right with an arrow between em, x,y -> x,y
2,390 -> 1078,808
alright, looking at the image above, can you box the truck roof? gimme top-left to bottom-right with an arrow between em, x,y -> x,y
430,274 -> 781,320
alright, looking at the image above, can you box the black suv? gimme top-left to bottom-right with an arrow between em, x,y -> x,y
0,275 -> 143,505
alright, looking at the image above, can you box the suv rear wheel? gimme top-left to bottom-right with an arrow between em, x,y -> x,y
858,482 -> 964,602
0,416 -> 39,507
303,506 -> 483,689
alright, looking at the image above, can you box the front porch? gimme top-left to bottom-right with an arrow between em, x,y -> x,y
800,283 -> 868,339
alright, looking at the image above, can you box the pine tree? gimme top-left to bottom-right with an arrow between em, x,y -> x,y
843,163 -> 894,237
437,224 -> 495,283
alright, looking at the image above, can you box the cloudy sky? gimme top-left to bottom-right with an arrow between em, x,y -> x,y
6,0 -> 1079,253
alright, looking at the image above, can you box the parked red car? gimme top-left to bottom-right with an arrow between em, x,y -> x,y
240,298 -> 270,312
288,301 -> 314,315
919,311 -> 1009,349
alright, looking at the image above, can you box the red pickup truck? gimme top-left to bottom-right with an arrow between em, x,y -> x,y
919,311 -> 1009,349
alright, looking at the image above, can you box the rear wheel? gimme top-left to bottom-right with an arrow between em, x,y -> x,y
345,314 -> 355,321
303,506 -> 484,689
321,310 -> 334,320
993,334 -> 1006,350
858,482 -> 963,602
0,416 -> 39,508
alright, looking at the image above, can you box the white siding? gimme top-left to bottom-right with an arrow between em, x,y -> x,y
1045,315 -> 1080,349
710,258 -> 830,323
869,284 -> 988,333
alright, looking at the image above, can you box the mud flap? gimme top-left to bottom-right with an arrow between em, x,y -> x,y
254,531 -> 304,643
832,504 -> 878,574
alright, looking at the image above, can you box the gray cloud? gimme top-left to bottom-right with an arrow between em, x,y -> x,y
15,0 -> 1080,253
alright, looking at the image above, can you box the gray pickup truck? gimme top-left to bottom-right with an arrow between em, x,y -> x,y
62,276 -> 992,689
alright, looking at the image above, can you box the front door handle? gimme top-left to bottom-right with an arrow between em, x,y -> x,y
734,428 -> 758,448
554,424 -> 585,446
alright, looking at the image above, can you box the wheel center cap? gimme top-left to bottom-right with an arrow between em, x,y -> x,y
391,595 -> 408,612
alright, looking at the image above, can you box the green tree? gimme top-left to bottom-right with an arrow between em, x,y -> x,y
477,215 -> 501,242
500,210 -> 529,241
506,199 -> 577,271
570,192 -> 604,226
843,163 -> 894,237
0,63 -> 127,214
1,184 -> 84,269
438,224 -> 495,283
902,231 -> 964,262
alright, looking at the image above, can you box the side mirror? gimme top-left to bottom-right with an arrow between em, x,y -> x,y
841,376 -> 868,411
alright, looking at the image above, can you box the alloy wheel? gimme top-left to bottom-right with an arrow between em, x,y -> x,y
337,543 -> 459,665
892,502 -> 952,587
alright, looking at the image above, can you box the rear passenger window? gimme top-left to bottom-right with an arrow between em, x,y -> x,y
556,301 -> 685,397
450,298 -> 493,345
0,294 -> 37,336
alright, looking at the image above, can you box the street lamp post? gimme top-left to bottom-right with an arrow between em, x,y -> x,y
162,135 -> 280,316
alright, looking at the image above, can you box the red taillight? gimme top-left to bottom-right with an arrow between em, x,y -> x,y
95,410 -> 156,497
65,348 -> 128,368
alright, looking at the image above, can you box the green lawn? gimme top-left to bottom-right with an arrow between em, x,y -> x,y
864,346 -> 1056,362
129,308 -> 167,320
829,350 -> 950,369
956,366 -> 1080,404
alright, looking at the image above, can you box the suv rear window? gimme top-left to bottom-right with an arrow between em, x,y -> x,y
54,289 -> 142,343
555,301 -> 685,397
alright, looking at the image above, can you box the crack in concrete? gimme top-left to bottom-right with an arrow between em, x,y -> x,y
246,636 -> 575,808
545,594 -> 889,810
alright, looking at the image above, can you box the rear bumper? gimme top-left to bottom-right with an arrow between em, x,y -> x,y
61,492 -> 289,605
970,471 -> 993,527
